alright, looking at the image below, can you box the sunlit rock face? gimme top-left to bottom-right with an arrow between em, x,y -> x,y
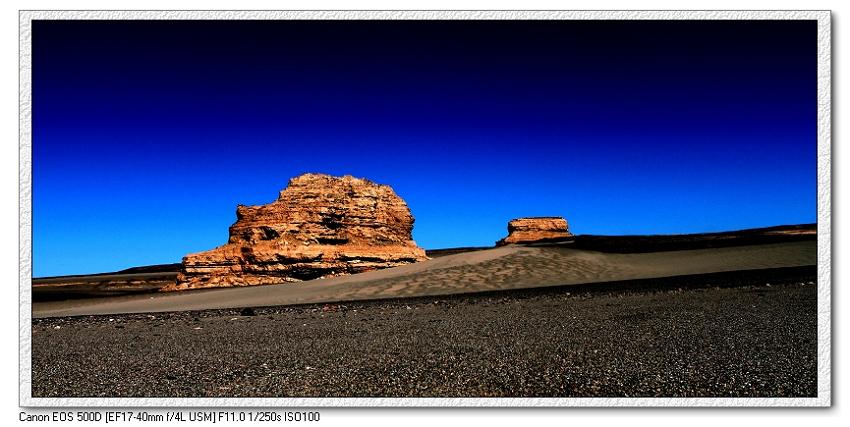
496,217 -> 572,246
166,173 -> 428,291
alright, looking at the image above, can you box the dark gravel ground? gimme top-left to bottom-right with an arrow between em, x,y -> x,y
31,268 -> 818,398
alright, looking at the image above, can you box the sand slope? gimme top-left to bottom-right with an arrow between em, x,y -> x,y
32,241 -> 816,318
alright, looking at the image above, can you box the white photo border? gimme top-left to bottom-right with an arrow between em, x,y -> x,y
18,9 -> 832,408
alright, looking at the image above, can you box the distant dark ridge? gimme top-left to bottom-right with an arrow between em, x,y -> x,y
34,263 -> 182,280
115,263 -> 182,274
558,223 -> 817,253
425,247 -> 491,258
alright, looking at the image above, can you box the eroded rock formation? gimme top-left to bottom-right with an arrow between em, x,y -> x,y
166,174 -> 428,291
496,217 -> 572,246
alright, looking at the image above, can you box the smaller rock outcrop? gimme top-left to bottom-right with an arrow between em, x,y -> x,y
496,217 -> 572,246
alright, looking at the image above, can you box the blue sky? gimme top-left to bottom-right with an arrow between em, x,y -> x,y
32,20 -> 817,276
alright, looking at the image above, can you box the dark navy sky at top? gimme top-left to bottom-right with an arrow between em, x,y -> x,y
33,20 -> 817,276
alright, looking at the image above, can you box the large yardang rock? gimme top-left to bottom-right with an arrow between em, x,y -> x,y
496,217 -> 572,246
166,174 -> 428,291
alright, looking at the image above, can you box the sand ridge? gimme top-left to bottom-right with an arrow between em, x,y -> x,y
32,241 -> 816,318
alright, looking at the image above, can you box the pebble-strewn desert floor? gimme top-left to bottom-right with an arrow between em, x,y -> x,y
30,236 -> 819,398
32,240 -> 815,318
32,268 -> 817,397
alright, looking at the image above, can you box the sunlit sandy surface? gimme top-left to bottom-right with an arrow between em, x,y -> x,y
32,240 -> 816,318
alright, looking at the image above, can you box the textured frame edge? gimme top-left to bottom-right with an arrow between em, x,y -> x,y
18,9 -> 832,408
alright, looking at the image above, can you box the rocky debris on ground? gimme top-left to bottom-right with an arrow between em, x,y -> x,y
496,217 -> 572,246
166,173 -> 427,291
31,278 -> 817,398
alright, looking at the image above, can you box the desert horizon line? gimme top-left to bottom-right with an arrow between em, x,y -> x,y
32,221 -> 817,279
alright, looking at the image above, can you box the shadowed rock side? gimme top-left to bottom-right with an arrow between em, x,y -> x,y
496,217 -> 572,246
166,174 -> 428,291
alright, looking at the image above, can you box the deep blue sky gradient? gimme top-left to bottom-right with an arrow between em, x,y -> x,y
32,20 -> 818,276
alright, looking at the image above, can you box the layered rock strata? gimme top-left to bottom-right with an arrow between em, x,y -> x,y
166,174 -> 428,291
496,217 -> 572,246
